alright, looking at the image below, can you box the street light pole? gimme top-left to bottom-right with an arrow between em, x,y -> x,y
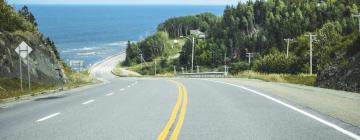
305,34 -> 317,75
181,36 -> 195,73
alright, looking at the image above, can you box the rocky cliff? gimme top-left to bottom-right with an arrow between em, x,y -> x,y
316,35 -> 360,93
0,31 -> 65,85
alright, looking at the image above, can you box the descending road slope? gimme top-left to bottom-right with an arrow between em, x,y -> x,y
0,53 -> 359,140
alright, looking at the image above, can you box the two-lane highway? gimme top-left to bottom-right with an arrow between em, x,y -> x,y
0,54 -> 359,140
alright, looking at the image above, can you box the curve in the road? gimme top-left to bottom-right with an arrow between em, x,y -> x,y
158,80 -> 188,140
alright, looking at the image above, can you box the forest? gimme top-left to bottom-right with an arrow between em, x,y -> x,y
124,0 -> 360,76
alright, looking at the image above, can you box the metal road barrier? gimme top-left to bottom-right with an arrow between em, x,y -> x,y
176,72 -> 226,78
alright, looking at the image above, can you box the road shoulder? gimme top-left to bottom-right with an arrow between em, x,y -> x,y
212,78 -> 360,129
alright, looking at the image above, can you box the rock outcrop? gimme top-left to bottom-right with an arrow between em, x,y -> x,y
0,31 -> 65,85
315,36 -> 360,93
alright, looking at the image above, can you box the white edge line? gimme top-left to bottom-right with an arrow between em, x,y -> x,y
36,112 -> 61,122
106,92 -> 114,96
205,79 -> 360,140
82,99 -> 95,105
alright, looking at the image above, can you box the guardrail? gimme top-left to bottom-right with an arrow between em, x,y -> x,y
176,72 -> 226,78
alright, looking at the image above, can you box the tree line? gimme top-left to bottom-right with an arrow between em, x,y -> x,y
125,0 -> 360,75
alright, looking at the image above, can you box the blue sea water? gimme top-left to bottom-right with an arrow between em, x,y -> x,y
20,5 -> 225,67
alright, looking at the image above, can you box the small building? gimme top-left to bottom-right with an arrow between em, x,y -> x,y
190,29 -> 206,39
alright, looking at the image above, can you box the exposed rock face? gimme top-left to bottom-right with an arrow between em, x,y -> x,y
0,31 -> 64,85
315,38 -> 360,93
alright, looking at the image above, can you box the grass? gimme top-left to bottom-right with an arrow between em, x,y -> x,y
112,64 -> 123,76
0,77 -> 56,100
64,70 -> 94,88
0,70 -> 94,100
234,71 -> 317,86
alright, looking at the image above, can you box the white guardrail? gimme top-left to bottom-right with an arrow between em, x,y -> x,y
176,72 -> 227,78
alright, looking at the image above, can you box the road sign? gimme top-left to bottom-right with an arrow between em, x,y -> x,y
15,41 -> 32,58
15,41 -> 33,92
69,60 -> 84,71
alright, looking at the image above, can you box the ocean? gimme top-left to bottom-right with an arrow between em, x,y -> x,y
20,5 -> 225,68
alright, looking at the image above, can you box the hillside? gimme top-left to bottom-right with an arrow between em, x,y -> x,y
0,1 -> 67,97
0,31 -> 64,84
123,0 -> 360,92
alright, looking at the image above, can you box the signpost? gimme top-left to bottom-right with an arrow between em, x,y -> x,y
15,41 -> 32,92
69,60 -> 84,72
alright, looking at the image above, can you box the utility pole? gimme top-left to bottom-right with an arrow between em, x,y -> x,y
224,48 -> 228,76
191,36 -> 195,73
246,53 -> 257,64
305,34 -> 317,75
224,65 -> 229,76
173,65 -> 177,75
55,68 -> 63,90
154,59 -> 157,76
139,53 -> 143,69
352,13 -> 360,32
284,38 -> 293,58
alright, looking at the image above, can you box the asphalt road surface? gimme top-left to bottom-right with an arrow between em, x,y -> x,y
0,54 -> 359,140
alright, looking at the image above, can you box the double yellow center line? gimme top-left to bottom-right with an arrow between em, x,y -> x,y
157,81 -> 188,140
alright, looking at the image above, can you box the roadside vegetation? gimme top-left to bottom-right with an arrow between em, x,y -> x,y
62,63 -> 94,88
122,32 -> 185,75
0,77 -> 54,100
234,71 -> 317,86
112,64 -> 123,76
122,1 -> 360,92
0,68 -> 94,100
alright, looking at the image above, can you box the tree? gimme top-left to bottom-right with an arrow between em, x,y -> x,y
18,6 -> 37,27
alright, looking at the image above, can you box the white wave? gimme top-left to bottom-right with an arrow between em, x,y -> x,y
62,47 -> 103,53
76,52 -> 96,56
105,41 -> 128,46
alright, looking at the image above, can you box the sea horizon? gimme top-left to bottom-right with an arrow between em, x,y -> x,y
17,5 -> 225,68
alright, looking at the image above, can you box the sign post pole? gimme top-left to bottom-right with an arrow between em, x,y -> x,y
16,41 -> 32,92
19,51 -> 23,92
27,45 -> 31,92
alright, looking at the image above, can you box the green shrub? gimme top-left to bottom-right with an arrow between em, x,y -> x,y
254,50 -> 302,74
229,61 -> 250,74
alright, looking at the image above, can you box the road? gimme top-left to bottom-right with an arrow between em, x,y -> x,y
0,54 -> 359,140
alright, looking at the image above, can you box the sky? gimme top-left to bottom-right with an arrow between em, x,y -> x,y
8,0 -> 245,5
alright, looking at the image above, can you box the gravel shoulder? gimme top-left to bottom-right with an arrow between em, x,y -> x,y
215,78 -> 360,128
